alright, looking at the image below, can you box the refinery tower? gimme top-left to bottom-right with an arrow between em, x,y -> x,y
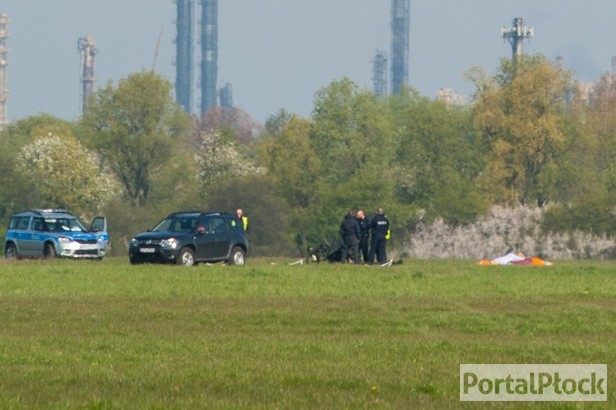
78,34 -> 97,113
373,1 -> 410,97
391,0 -> 409,95
0,13 -> 9,130
175,0 -> 194,114
502,17 -> 533,59
174,0 -> 221,116
174,1 -> 409,114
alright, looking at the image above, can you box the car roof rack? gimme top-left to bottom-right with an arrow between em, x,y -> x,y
167,211 -> 226,218
31,208 -> 71,215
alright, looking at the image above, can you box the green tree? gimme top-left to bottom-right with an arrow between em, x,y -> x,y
293,79 -> 442,247
586,74 -> 616,193
257,116 -> 329,248
541,74 -> 616,237
0,114 -> 75,147
304,78 -> 407,244
264,109 -> 293,136
311,78 -> 395,185
391,90 -> 484,224
469,55 -> 571,206
257,116 -> 321,208
79,71 -> 191,206
205,174 -> 294,256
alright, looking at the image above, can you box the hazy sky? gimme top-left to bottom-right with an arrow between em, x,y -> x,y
2,1 -> 616,124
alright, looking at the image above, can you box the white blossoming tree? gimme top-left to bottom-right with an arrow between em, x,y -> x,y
195,130 -> 266,197
17,133 -> 117,215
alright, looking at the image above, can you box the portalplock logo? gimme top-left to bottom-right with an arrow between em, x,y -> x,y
460,364 -> 607,401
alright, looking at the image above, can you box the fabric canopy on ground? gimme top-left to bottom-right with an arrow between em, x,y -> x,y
477,252 -> 553,266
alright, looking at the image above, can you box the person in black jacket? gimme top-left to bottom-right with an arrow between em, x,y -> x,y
355,209 -> 370,263
339,209 -> 360,264
367,207 -> 390,265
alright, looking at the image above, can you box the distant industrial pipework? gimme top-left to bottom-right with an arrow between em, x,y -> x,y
391,0 -> 409,95
372,49 -> 388,97
78,34 -> 97,113
502,17 -> 533,59
174,0 -> 194,114
0,13 -> 9,130
200,0 -> 218,115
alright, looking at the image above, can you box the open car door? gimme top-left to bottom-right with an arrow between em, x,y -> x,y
90,216 -> 110,252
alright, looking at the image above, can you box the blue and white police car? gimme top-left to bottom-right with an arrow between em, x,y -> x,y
4,209 -> 109,260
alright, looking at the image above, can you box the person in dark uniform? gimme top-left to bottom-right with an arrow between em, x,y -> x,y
339,209 -> 360,264
367,207 -> 390,265
355,209 -> 370,263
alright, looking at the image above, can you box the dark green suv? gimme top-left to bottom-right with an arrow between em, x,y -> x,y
128,211 -> 248,266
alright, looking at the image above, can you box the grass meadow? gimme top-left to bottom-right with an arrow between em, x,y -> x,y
0,256 -> 614,409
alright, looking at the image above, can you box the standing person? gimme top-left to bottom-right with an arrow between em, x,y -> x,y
236,208 -> 248,232
367,207 -> 390,265
355,209 -> 370,263
339,209 -> 360,264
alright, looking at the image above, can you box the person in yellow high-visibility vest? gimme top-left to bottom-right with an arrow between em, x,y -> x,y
236,208 -> 249,232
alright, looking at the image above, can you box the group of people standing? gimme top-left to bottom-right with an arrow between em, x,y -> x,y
339,207 -> 390,265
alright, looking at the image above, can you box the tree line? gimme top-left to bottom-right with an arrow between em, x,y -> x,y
0,54 -> 614,257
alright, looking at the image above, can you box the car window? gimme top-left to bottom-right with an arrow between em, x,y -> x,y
152,218 -> 173,232
44,217 -> 87,232
212,217 -> 227,233
152,217 -> 197,233
32,218 -> 46,232
196,216 -> 209,234
10,216 -> 31,230
90,217 -> 105,232
200,216 -> 213,234
176,218 -> 196,232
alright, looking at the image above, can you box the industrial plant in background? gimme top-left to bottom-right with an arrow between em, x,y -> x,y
174,0 -> 224,116
78,34 -> 97,114
391,0 -> 409,95
174,0 -> 194,114
502,17 -> 534,59
175,0 -> 411,116
372,49 -> 388,97
0,7 -> 549,129
0,13 -> 9,130
371,1 -> 409,97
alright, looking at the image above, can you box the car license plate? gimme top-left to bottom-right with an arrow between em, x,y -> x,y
140,248 -> 155,253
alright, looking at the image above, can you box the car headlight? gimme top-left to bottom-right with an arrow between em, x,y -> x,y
130,238 -> 137,246
58,237 -> 72,244
161,238 -> 178,249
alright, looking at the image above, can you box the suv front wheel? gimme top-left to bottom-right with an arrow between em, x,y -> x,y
229,246 -> 246,266
44,242 -> 56,259
177,247 -> 195,266
5,243 -> 18,260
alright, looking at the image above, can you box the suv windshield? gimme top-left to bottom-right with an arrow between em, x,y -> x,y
43,217 -> 88,233
152,214 -> 200,233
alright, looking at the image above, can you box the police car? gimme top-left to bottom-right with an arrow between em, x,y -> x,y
4,209 -> 109,260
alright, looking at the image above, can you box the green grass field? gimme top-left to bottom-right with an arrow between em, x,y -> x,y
0,257 -> 613,408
